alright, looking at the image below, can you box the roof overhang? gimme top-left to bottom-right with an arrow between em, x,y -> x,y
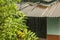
18,2 -> 60,17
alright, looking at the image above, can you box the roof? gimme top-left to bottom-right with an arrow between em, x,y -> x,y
18,2 -> 60,17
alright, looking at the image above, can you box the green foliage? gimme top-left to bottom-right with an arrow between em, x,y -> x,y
18,29 -> 38,40
0,0 -> 38,40
23,29 -> 38,40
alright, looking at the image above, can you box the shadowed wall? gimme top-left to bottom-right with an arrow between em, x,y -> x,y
26,17 -> 47,38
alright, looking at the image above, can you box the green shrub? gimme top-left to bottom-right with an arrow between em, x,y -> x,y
0,0 -> 38,40
18,29 -> 38,40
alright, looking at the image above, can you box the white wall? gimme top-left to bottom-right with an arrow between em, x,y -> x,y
58,18 -> 60,35
47,17 -> 60,35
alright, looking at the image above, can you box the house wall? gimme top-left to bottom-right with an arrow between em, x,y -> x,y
58,18 -> 60,35
47,17 -> 60,35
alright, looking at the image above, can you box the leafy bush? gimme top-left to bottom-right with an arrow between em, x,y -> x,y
18,29 -> 38,40
0,0 -> 38,40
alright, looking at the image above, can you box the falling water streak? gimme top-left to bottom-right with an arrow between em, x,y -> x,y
49,2 -> 59,16
41,6 -> 50,16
